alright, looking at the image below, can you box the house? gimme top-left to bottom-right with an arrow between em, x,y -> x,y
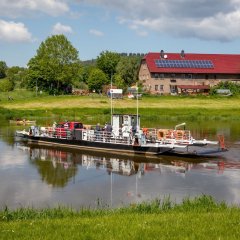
138,50 -> 240,95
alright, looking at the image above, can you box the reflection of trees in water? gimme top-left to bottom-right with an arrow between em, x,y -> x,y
0,126 -> 16,146
35,160 -> 77,188
28,147 -> 140,188
29,148 -> 78,188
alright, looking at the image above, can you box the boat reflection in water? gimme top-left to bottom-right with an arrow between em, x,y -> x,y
18,143 -> 235,185
14,142 -> 240,208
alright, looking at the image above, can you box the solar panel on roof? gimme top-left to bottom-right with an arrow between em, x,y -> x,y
155,59 -> 214,69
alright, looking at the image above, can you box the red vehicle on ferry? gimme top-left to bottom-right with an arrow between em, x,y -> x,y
55,121 -> 83,138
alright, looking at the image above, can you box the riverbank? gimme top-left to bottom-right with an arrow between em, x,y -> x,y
1,195 -> 240,239
1,93 -> 240,124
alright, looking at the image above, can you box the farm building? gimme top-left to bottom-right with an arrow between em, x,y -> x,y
138,51 -> 240,95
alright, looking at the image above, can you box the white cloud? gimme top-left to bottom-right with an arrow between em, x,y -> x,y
0,0 -> 69,17
52,22 -> 73,34
77,0 -> 240,41
0,19 -> 32,43
89,29 -> 104,37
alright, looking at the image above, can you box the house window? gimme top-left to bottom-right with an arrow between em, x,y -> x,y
187,74 -> 192,79
154,73 -> 159,79
205,75 -> 209,80
155,85 -> 158,91
181,74 -> 185,79
160,85 -> 164,91
160,74 -> 164,79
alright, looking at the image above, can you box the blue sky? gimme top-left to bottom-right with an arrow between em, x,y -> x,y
1,0 -> 240,67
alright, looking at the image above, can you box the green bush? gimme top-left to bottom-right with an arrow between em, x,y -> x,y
210,81 -> 240,95
0,78 -> 14,92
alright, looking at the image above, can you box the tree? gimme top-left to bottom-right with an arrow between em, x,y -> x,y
6,66 -> 27,89
96,51 -> 120,80
116,56 -> 141,87
27,35 -> 80,94
0,79 -> 14,92
114,73 -> 126,90
6,66 -> 25,82
0,61 -> 7,79
87,68 -> 108,92
78,65 -> 96,83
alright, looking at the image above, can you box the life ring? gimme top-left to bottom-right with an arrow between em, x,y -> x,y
142,128 -> 148,136
175,130 -> 184,140
157,129 -> 167,140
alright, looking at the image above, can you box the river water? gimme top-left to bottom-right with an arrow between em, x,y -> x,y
0,121 -> 240,209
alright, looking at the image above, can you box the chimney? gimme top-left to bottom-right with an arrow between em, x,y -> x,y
160,50 -> 164,59
180,50 -> 185,58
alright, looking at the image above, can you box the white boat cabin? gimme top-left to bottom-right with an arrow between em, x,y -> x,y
112,114 -> 140,137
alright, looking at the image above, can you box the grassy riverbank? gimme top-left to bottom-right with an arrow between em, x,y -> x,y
1,90 -> 240,124
1,195 -> 240,239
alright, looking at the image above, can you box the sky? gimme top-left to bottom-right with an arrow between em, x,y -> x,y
1,0 -> 240,67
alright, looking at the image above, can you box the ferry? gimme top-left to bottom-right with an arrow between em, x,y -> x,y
16,113 -> 227,158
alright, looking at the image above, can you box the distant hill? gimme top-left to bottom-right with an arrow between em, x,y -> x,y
81,59 -> 96,66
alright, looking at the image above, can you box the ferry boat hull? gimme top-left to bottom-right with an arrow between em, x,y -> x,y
22,135 -> 173,156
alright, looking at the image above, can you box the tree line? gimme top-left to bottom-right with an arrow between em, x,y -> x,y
0,34 -> 141,95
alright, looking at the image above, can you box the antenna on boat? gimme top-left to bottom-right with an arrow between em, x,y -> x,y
136,82 -> 139,132
110,72 -> 113,126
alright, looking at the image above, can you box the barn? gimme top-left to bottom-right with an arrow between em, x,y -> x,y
138,50 -> 240,95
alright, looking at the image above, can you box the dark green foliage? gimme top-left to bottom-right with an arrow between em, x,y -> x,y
113,73 -> 126,90
0,78 -> 14,92
115,56 -> 141,87
27,35 -> 80,95
6,66 -> 27,88
78,65 -> 96,84
96,51 -> 120,80
210,81 -> 240,95
87,68 -> 108,92
0,61 -> 7,79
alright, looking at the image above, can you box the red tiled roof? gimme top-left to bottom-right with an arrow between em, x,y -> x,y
178,85 -> 210,90
143,52 -> 240,74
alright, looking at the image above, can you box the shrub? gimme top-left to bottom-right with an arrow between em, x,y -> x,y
210,81 -> 240,95
0,78 -> 14,92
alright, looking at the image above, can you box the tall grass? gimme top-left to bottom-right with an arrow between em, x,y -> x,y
1,107 -> 240,126
1,195 -> 240,240
0,195 -> 232,222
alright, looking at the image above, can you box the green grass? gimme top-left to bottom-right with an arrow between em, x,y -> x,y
1,106 -> 240,126
1,195 -> 240,239
1,90 -> 240,124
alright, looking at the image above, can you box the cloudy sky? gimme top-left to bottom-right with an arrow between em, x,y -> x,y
1,0 -> 240,66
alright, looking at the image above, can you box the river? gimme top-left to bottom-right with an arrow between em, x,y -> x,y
0,121 -> 240,209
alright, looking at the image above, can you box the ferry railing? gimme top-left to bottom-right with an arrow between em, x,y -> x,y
42,127 -> 192,145
83,129 -> 132,145
41,127 -> 70,139
143,128 -> 158,142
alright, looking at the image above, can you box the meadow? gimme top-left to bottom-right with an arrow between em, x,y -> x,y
1,90 -> 240,125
